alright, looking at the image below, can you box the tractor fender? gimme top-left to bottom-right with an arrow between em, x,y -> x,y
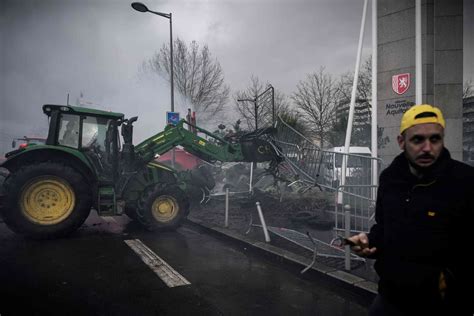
1,147 -> 96,185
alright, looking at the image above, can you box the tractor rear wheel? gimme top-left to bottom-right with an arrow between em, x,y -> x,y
2,162 -> 92,239
138,184 -> 189,231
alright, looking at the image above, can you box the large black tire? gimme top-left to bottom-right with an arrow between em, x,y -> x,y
124,205 -> 139,221
0,167 -> 9,220
137,183 -> 189,231
2,162 -> 92,239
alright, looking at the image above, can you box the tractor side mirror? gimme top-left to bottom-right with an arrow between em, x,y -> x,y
12,140 -> 16,148
128,116 -> 138,125
121,117 -> 138,145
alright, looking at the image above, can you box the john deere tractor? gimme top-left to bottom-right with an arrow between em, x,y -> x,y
0,104 -> 281,239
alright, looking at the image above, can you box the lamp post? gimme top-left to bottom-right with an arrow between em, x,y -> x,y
132,2 -> 176,166
131,2 -> 174,112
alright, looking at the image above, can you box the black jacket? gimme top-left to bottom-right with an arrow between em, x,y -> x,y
368,148 -> 474,314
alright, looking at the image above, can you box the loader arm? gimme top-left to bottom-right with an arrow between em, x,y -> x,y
134,119 -> 281,165
134,120 -> 244,164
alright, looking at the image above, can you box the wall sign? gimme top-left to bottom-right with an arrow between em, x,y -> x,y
385,100 -> 414,116
392,73 -> 410,95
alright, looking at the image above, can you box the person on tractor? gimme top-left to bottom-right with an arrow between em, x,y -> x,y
61,120 -> 79,147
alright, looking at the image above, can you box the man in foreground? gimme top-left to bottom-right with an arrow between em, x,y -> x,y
348,104 -> 474,315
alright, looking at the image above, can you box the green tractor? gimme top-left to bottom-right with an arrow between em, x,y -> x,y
0,104 -> 281,239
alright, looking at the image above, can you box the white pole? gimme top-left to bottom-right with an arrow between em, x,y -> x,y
224,188 -> 229,228
344,207 -> 351,271
416,0 -> 422,105
371,0 -> 378,198
170,13 -> 176,168
342,0 -> 369,188
256,202 -> 271,242
249,163 -> 254,193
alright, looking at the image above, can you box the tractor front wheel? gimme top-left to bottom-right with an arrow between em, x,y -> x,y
2,162 -> 92,239
138,184 -> 189,231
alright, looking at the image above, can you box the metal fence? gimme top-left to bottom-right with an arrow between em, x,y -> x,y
333,185 -> 377,234
256,86 -> 275,130
273,116 -> 381,187
267,114 -> 383,270
206,107 -> 382,272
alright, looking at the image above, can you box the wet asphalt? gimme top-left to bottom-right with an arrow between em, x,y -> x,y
0,212 -> 369,315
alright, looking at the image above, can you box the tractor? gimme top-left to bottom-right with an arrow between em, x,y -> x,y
0,104 -> 282,239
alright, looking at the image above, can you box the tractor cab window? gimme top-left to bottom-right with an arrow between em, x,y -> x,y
58,114 -> 80,148
81,116 -> 115,178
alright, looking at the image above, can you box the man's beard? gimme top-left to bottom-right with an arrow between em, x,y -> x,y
405,152 -> 437,175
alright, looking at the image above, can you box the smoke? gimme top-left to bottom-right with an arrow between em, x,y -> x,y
1,0 -> 472,156
0,0 -> 176,155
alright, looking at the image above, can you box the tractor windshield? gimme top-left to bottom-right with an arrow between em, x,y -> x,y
81,116 -> 116,178
82,116 -> 110,149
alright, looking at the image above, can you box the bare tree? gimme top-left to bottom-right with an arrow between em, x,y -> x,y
143,38 -> 230,122
291,67 -> 341,148
278,111 -> 310,135
464,79 -> 474,99
338,57 -> 372,104
234,75 -> 290,130
335,56 -> 373,147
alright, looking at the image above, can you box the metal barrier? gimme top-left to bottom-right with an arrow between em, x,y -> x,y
273,116 -> 323,185
319,150 -> 379,189
333,185 -> 377,234
207,114 -> 383,272
273,115 -> 381,191
270,115 -> 383,271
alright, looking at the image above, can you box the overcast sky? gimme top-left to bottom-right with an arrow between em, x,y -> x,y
1,0 -> 473,155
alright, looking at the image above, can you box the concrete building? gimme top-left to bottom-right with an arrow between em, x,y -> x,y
463,96 -> 474,165
377,0 -> 463,167
336,100 -> 371,129
336,100 -> 371,146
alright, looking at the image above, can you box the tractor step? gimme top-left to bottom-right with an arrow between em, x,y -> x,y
98,186 -> 116,216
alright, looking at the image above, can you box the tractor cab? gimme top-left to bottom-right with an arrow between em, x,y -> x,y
42,104 -> 124,181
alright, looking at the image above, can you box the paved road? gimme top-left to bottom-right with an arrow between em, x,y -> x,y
0,212 -> 369,315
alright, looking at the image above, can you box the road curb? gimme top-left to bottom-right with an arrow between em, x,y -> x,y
185,217 -> 377,302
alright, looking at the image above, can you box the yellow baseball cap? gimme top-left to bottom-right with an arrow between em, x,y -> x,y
400,104 -> 445,134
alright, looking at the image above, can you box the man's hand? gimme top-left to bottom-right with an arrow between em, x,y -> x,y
347,233 -> 377,257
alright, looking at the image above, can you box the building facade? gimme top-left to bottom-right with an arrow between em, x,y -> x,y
377,0 -> 463,167
463,96 -> 474,164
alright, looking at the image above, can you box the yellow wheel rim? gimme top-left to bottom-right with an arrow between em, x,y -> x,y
151,195 -> 179,223
20,176 -> 75,225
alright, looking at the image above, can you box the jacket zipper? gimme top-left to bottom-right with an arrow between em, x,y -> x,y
405,180 -> 437,217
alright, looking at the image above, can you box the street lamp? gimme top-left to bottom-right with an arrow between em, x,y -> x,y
131,2 -> 174,112
132,2 -> 176,167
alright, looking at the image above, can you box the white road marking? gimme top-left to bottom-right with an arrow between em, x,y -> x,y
124,239 -> 191,288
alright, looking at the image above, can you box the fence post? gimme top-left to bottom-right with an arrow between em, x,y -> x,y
249,163 -> 254,193
224,188 -> 229,228
344,204 -> 351,271
256,202 -> 271,242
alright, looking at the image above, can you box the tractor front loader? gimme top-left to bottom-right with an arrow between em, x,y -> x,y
0,104 -> 282,239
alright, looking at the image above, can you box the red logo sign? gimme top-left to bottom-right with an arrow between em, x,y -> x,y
392,73 -> 410,95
